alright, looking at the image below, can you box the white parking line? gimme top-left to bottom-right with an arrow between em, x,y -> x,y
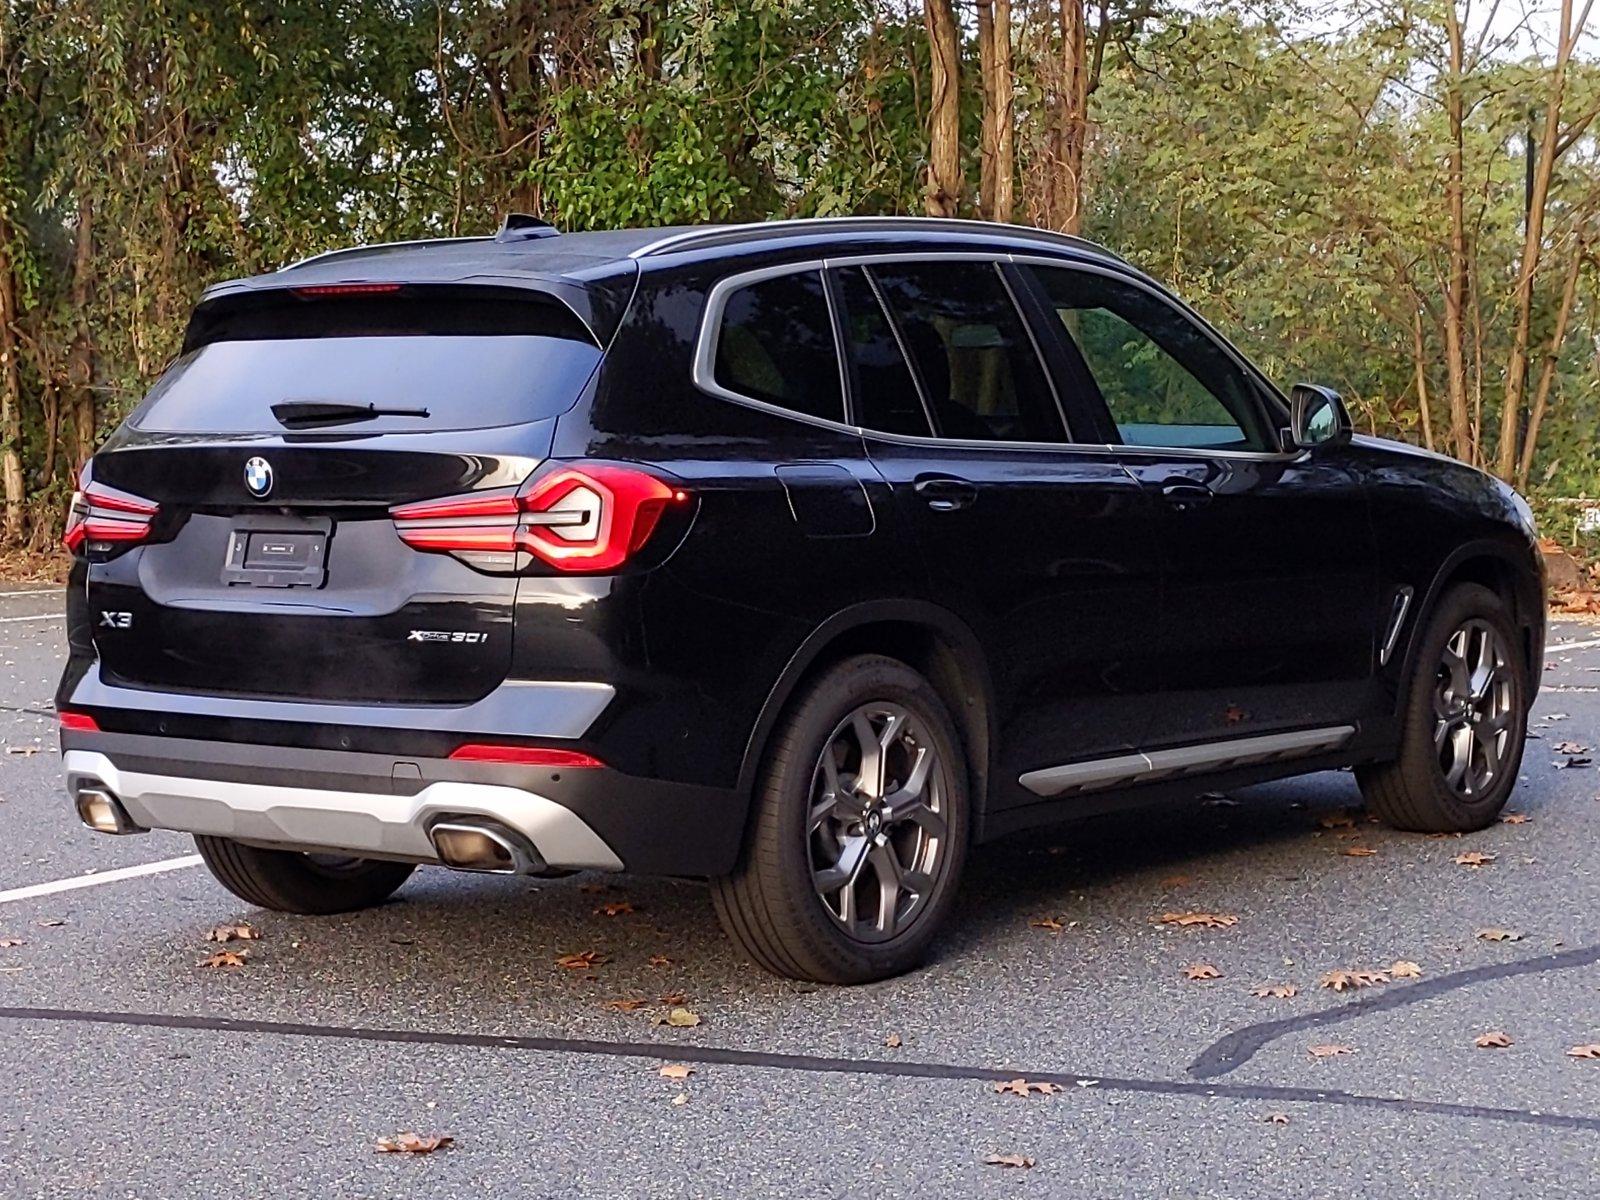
0,588 -> 59,598
1548,636 -> 1600,653
0,613 -> 55,624
0,855 -> 202,905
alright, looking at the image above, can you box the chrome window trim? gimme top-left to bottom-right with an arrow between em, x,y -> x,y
691,250 -> 1307,462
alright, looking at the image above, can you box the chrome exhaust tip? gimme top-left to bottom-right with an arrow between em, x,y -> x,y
429,819 -> 544,874
74,786 -> 146,835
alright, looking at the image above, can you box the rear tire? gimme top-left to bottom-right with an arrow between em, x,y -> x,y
712,654 -> 970,984
1357,583 -> 1528,832
194,836 -> 416,915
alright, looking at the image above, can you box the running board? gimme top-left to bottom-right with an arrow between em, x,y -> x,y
1017,725 -> 1357,799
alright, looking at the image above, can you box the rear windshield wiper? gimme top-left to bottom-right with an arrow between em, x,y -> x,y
271,400 -> 430,428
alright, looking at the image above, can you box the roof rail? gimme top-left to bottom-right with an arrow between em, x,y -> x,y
629,216 -> 1108,260
280,234 -> 494,272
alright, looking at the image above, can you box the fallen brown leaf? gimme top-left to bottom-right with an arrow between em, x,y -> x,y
884,1033 -> 903,1049
1030,916 -> 1065,932
1183,963 -> 1222,981
374,1133 -> 453,1155
671,1091 -> 690,1106
1389,960 -> 1423,979
596,901 -> 635,917
993,1078 -> 1063,1098
0,938 -> 24,948
5,745 -> 40,756
35,919 -> 64,928
658,991 -> 689,1006
653,1007 -> 701,1028
1341,846 -> 1378,857
603,997 -> 650,1012
577,883 -> 608,894
1319,969 -> 1388,992
555,950 -> 606,970
984,1154 -> 1035,1169
1567,1043 -> 1600,1059
1158,874 -> 1193,888
648,954 -> 673,968
1555,741 -> 1590,755
1153,911 -> 1239,929
1500,813 -> 1532,825
1307,1043 -> 1355,1059
1476,927 -> 1524,942
1454,851 -> 1497,868
196,950 -> 248,969
1474,1030 -> 1514,1048
1251,983 -> 1298,998
659,1063 -> 694,1080
204,923 -> 260,943
1264,1112 -> 1291,1125
1224,705 -> 1248,725
1557,756 -> 1592,769
1318,811 -> 1357,829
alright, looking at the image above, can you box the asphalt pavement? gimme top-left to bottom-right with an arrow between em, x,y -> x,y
2,583 -> 1598,1198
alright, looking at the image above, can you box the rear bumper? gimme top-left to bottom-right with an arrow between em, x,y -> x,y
60,731 -> 748,877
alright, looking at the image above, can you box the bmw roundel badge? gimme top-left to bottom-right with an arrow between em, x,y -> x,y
244,456 -> 274,499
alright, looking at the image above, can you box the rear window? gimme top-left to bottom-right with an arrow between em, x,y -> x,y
133,293 -> 601,434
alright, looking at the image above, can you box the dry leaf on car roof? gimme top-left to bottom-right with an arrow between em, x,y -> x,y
984,1154 -> 1036,1169
1183,963 -> 1222,981
1567,1044 -> 1600,1059
1389,960 -> 1423,979
205,923 -> 259,943
555,950 -> 606,970
1307,1043 -> 1355,1059
659,1063 -> 694,1080
1454,851 -> 1497,867
1477,927 -> 1524,942
1319,969 -> 1388,991
1500,812 -> 1532,824
374,1133 -> 453,1155
595,900 -> 635,917
1474,1031 -> 1514,1048
1251,983 -> 1298,998
603,997 -> 650,1012
993,1078 -> 1062,1098
1342,846 -> 1378,857
653,1007 -> 701,1028
196,950 -> 248,969
1153,911 -> 1239,929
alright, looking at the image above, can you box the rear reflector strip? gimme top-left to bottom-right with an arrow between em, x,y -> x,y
59,712 -> 101,733
448,744 -> 604,768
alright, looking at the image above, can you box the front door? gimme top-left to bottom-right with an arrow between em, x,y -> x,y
1022,262 -> 1379,751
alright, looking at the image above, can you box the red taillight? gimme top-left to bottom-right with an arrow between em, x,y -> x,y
63,482 -> 159,554
58,711 -> 100,733
291,282 -> 404,297
447,744 -> 605,767
390,463 -> 687,573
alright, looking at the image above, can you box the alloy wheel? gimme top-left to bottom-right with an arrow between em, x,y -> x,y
1433,618 -> 1516,799
807,703 -> 949,943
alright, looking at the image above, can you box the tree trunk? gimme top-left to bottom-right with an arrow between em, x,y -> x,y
1516,241 -> 1586,489
1054,0 -> 1089,234
67,194 -> 96,471
978,0 -> 1015,222
1411,307 -> 1435,453
923,0 -> 962,217
0,236 -> 24,546
1440,4 -> 1474,463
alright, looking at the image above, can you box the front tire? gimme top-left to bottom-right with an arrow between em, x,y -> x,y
194,836 -> 416,915
1357,583 -> 1529,832
712,654 -> 970,984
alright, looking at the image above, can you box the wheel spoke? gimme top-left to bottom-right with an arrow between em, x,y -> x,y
852,710 -> 886,801
1442,724 -> 1473,791
869,842 -> 904,935
813,834 -> 869,896
1441,637 -> 1471,700
882,746 -> 933,818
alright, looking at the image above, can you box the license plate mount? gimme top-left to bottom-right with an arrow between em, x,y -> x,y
222,515 -> 331,589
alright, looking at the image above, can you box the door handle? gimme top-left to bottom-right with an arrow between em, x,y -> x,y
1155,478 -> 1215,510
913,474 -> 979,512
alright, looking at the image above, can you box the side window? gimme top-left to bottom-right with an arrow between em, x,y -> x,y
833,266 -> 933,437
868,261 -> 1068,444
1032,267 -> 1269,451
711,269 -> 843,424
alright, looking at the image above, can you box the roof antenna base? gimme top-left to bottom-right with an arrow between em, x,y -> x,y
496,213 -> 560,243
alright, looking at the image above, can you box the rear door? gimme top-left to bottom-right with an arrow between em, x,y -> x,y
835,257 -> 1165,796
1021,261 -> 1379,748
81,286 -> 602,705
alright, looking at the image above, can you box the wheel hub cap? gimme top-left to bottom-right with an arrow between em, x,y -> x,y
1433,618 -> 1515,799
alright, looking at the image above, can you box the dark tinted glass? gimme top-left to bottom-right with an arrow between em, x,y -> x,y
833,266 -> 932,436
1033,267 -> 1268,451
868,261 -> 1066,444
133,295 -> 601,434
713,270 -> 843,423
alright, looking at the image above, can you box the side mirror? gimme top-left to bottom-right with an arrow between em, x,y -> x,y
1288,383 -> 1352,451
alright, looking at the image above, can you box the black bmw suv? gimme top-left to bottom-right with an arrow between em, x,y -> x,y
58,216 -> 1545,983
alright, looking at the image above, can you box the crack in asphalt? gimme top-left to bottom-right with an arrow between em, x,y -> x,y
1189,941 -> 1600,1080
1,1006 -> 1597,1132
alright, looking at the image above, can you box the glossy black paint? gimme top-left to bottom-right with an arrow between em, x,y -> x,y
59,219 -> 1545,877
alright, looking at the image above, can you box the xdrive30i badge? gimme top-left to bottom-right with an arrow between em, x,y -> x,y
243,456 -> 274,498
408,630 -> 488,644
